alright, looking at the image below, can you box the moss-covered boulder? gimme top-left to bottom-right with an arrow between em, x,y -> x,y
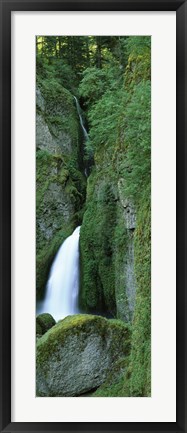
36,321 -> 43,338
36,313 -> 56,336
36,314 -> 131,397
92,357 -> 129,397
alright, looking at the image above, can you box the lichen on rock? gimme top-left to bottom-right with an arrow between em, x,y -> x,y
36,314 -> 131,397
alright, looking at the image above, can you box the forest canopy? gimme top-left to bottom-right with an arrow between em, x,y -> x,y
36,35 -> 151,204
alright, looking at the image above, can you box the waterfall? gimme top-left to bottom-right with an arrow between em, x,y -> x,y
38,226 -> 81,321
74,96 -> 89,142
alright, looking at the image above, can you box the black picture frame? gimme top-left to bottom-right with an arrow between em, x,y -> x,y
0,1 -> 186,432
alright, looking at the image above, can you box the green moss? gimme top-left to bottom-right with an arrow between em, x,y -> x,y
36,313 -> 56,335
79,168 -> 135,323
79,168 -> 150,396
113,208 -> 130,321
125,50 -> 151,87
37,314 -> 131,368
93,357 -> 130,397
39,79 -> 74,114
79,175 -> 118,316
38,82 -> 81,150
36,322 -> 43,337
58,167 -> 69,184
93,196 -> 151,398
128,197 -> 151,396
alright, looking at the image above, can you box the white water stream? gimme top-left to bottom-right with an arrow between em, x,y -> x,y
74,96 -> 89,142
38,226 -> 81,321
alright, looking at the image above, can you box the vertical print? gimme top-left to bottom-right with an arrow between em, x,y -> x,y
36,36 -> 151,397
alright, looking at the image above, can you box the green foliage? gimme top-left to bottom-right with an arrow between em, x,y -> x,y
36,54 -> 78,95
79,67 -> 110,106
129,197 -> 151,396
36,36 -> 128,86
79,37 -> 151,203
88,89 -> 125,151
38,76 -> 62,100
125,36 -> 151,58
48,60 -> 78,91
119,80 -> 151,203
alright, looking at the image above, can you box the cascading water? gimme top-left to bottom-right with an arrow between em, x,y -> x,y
74,96 -> 89,142
38,226 -> 81,321
37,98 -> 89,322
74,96 -> 91,177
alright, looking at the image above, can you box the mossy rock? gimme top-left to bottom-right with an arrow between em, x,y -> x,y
36,314 -> 131,397
129,198 -> 151,396
36,321 -> 43,337
36,313 -> 56,336
79,178 -> 118,316
93,356 -> 130,397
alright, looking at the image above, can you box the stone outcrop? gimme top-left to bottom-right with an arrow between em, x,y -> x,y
80,166 -> 136,322
36,87 -> 75,155
36,315 -> 130,396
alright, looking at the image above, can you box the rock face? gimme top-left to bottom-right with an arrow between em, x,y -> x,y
80,157 -> 137,322
36,315 -> 130,397
36,84 -> 86,299
115,180 -> 136,322
118,178 -> 136,230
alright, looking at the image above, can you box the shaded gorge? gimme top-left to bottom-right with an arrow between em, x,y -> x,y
36,35 -> 151,397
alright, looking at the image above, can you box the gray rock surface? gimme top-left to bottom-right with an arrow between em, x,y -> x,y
118,178 -> 136,229
36,182 -> 75,246
36,113 -> 73,155
36,87 -> 45,111
36,315 -> 130,397
115,232 -> 136,322
116,178 -> 137,322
